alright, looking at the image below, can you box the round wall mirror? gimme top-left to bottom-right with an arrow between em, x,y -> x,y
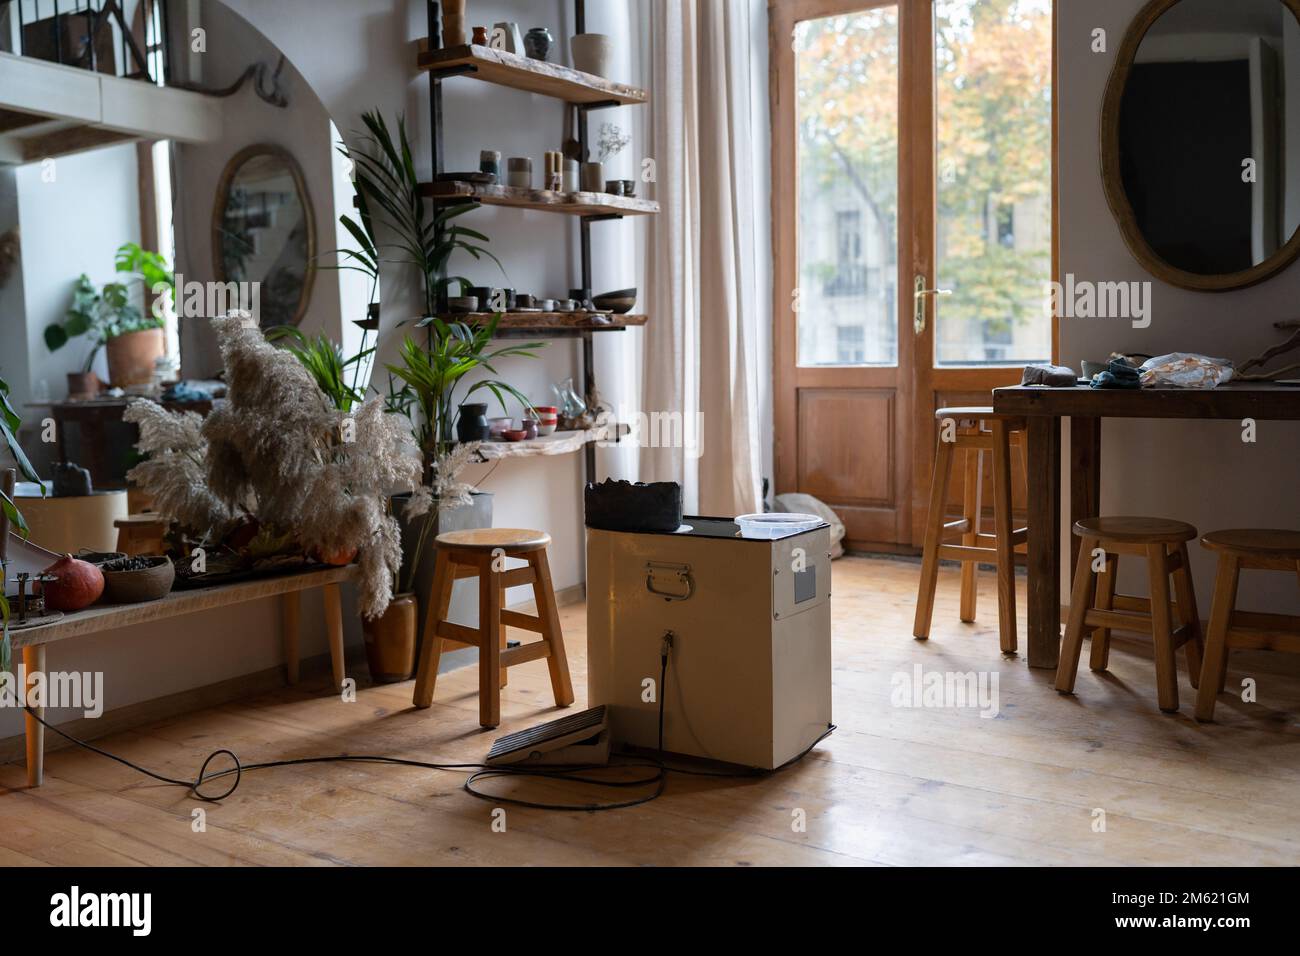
212,144 -> 316,327
1101,0 -> 1300,290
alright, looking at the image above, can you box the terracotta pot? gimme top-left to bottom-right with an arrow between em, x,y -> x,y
66,371 -> 101,400
106,328 -> 164,387
364,593 -> 417,683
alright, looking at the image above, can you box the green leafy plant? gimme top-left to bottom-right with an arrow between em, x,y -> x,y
1,374 -> 42,672
44,242 -> 173,372
342,110 -> 504,314
266,327 -> 375,413
385,314 -> 542,465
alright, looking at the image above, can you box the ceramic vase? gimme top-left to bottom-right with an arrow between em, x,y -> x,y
570,33 -> 611,77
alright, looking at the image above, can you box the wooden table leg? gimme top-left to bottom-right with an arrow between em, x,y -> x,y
23,644 -> 46,787
1069,416 -> 1101,572
322,583 -> 345,690
282,591 -> 301,685
1026,416 -> 1062,668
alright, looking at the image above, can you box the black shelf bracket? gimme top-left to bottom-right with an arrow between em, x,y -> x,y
428,64 -> 479,80
577,100 -> 624,112
581,213 -> 625,223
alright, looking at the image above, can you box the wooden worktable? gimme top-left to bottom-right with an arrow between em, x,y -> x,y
12,565 -> 355,787
993,382 -> 1300,669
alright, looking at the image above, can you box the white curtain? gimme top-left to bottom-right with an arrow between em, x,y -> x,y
640,0 -> 766,517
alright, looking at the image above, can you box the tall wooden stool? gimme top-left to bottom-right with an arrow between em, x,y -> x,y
1056,516 -> 1203,713
411,528 -> 575,728
1194,529 -> 1300,722
914,407 -> 1027,654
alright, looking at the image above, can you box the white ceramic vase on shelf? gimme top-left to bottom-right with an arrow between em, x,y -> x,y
570,33 -> 611,78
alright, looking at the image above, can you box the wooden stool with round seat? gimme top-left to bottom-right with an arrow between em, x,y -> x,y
1056,516 -> 1204,713
411,528 -> 575,728
914,406 -> 1027,654
1194,529 -> 1300,723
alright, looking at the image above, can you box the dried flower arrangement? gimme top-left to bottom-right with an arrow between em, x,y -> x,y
125,312 -> 422,618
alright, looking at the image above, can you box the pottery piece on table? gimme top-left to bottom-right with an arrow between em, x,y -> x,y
472,26 -> 489,45
605,180 -> 625,196
524,27 -> 553,60
571,33 -> 612,77
620,179 -> 636,197
480,150 -> 501,181
447,296 -> 479,314
539,299 -> 557,312
443,0 -> 467,46
520,419 -> 539,440
515,293 -> 536,309
99,555 -> 174,603
563,159 -> 580,193
488,416 -> 512,439
502,428 -> 527,442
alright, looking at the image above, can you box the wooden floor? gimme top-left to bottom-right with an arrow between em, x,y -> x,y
3,555 -> 1299,866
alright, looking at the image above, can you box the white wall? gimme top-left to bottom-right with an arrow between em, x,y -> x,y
15,145 -> 142,402
1057,0 -> 1300,616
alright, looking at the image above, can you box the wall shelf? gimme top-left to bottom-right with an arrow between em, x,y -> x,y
416,43 -> 647,106
442,312 -> 647,334
475,425 -> 621,461
420,180 -> 658,217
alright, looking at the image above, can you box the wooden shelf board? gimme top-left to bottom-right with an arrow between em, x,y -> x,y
420,180 -> 657,217
441,312 -> 647,332
475,424 -> 625,461
416,43 -> 647,105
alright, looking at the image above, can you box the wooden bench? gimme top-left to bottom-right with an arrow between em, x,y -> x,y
10,565 -> 354,787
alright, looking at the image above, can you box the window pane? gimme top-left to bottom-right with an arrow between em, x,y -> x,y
795,8 -> 900,367
935,0 -> 1052,366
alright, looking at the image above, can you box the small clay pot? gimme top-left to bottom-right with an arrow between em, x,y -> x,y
100,555 -> 174,604
364,593 -> 417,683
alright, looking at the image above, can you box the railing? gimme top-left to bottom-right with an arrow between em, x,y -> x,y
0,0 -> 170,84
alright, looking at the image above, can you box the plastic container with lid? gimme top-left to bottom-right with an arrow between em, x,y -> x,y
734,513 -> 823,539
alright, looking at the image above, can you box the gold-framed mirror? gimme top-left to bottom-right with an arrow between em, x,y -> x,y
212,144 -> 316,327
1101,0 -> 1300,291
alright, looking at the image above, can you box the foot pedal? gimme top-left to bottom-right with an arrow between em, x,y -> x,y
485,705 -> 610,766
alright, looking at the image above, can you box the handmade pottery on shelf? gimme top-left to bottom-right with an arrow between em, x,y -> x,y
571,33 -> 612,77
580,161 -> 604,192
502,428 -> 527,442
620,179 -> 636,196
488,416 -> 512,439
524,27 -> 553,60
442,0 -> 467,46
447,296 -> 479,314
531,405 -> 559,436
99,555 -> 174,604
605,180 -> 625,196
520,418 -> 539,440
506,157 -> 532,188
472,25 -> 488,45
457,403 -> 490,442
479,150 -> 501,182
593,288 -> 637,314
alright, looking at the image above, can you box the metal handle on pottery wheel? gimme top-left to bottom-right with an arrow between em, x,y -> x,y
645,561 -> 694,601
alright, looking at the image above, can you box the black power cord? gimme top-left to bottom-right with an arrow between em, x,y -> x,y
21,636 -> 835,811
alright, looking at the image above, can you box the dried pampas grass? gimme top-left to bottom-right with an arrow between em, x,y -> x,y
127,312 -> 422,618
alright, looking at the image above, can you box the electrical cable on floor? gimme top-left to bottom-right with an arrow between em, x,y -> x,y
20,642 -> 835,812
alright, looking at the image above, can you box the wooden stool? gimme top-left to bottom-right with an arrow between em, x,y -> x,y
1056,516 -> 1203,713
411,528 -> 575,728
1194,529 -> 1300,722
914,407 -> 1027,654
114,514 -> 168,556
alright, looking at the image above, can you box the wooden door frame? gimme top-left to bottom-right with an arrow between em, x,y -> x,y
771,0 -> 1059,551
770,0 -> 917,553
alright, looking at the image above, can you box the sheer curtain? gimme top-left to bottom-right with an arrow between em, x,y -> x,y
640,0 -> 767,517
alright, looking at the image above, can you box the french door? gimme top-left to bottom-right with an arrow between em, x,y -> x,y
771,0 -> 1055,551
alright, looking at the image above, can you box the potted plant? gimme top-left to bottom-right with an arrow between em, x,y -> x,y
1,373 -> 43,673
44,242 -> 174,391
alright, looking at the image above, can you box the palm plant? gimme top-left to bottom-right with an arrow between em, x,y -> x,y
386,314 -> 543,467
1,374 -> 42,672
266,326 -> 375,413
343,110 -> 503,315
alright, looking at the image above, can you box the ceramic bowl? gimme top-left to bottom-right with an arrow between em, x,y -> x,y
447,296 -> 479,313
502,428 -> 528,442
488,416 -> 512,438
100,555 -> 175,604
592,288 -> 637,314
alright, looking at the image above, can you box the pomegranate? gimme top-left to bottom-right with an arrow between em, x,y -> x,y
40,554 -> 105,611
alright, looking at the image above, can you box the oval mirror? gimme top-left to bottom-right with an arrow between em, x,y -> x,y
212,144 -> 316,327
1101,0 -> 1300,290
